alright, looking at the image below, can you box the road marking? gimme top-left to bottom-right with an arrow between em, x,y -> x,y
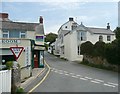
59,72 -> 63,74
72,76 -> 79,78
94,79 -> 104,83
103,83 -> 116,87
107,82 -> 118,86
65,74 -> 69,76
69,73 -> 74,75
63,71 -> 68,73
51,67 -> 118,88
28,60 -> 51,93
91,80 -> 100,84
76,75 -> 81,76
80,77 -> 88,80
84,77 -> 92,80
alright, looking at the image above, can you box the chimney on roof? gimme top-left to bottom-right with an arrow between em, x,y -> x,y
0,13 -> 8,19
0,13 -> 11,21
39,16 -> 43,24
69,17 -> 73,21
107,23 -> 110,29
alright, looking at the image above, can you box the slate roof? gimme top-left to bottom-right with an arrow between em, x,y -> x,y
35,24 -> 44,34
88,27 -> 115,35
76,23 -> 115,35
0,21 -> 39,31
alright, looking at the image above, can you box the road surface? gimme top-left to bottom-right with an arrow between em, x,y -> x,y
30,52 -> 118,92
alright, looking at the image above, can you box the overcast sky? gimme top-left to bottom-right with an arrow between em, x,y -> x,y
1,0 -> 119,34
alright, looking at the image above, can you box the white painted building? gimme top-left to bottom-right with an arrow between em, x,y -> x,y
55,18 -> 115,61
0,13 -> 45,80
55,17 -> 79,57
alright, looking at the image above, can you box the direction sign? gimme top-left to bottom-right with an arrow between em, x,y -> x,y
10,47 -> 24,61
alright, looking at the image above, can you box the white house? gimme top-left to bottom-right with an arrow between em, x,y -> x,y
0,13 -> 45,80
55,17 -> 79,57
55,17 -> 115,61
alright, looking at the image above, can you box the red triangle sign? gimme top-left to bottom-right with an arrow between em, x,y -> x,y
10,47 -> 24,61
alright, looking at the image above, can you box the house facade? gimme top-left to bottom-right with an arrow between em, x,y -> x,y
0,13 -> 45,80
54,17 -> 79,57
55,18 -> 115,61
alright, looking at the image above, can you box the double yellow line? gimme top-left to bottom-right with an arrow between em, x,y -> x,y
28,61 -> 51,93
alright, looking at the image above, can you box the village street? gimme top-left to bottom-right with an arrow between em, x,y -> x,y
26,52 -> 118,92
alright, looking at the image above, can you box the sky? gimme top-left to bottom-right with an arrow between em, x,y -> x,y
0,0 -> 119,34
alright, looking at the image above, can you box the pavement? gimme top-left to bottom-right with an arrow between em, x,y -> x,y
21,68 -> 45,89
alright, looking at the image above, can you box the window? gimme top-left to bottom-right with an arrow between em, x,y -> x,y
20,31 -> 26,38
65,26 -> 67,28
2,30 -> 26,38
78,45 -> 80,55
99,35 -> 103,41
107,35 -> 111,41
81,31 -> 86,41
9,31 -> 19,38
2,31 -> 9,38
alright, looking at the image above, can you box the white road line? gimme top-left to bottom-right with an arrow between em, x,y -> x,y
59,72 -> 63,74
63,71 -> 68,73
80,77 -> 88,81
107,82 -> 118,86
58,70 -> 63,72
69,73 -> 74,75
72,76 -> 79,78
91,80 -> 100,84
104,83 -> 116,87
76,75 -> 81,77
65,74 -> 69,76
94,79 -> 104,82
84,77 -> 92,80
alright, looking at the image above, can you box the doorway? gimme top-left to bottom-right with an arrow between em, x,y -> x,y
34,51 -> 39,68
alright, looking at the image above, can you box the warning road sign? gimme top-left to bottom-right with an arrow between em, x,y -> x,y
10,47 -> 24,61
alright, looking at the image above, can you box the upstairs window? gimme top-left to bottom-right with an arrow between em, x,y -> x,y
107,35 -> 111,41
2,30 -> 26,38
9,31 -> 19,38
99,35 -> 103,41
3,30 -> 9,38
80,31 -> 86,41
20,31 -> 26,38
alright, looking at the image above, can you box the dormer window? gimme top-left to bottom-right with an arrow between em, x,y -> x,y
65,26 -> 67,28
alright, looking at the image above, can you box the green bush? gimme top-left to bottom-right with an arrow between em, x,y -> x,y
6,61 -> 13,70
16,87 -> 24,93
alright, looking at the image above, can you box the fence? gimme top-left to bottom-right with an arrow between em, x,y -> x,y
0,70 -> 11,93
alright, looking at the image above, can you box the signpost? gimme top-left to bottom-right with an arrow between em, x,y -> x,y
10,47 -> 24,61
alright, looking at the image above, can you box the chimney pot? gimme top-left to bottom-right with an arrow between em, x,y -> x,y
107,23 -> 110,29
0,13 -> 8,18
39,16 -> 43,24
69,17 -> 73,21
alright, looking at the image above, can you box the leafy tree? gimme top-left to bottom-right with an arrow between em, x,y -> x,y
93,41 -> 105,57
45,33 -> 58,45
80,41 -> 94,56
105,41 -> 118,65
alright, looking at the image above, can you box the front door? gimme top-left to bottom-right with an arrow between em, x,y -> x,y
34,51 -> 39,68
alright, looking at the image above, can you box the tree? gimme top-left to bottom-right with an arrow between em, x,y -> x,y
105,41 -> 118,65
80,41 -> 94,56
45,33 -> 58,45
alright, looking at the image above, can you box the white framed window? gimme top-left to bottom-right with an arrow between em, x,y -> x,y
2,30 -> 9,38
107,35 -> 111,41
20,31 -> 26,38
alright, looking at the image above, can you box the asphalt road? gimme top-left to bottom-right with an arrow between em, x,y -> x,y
32,52 -> 118,92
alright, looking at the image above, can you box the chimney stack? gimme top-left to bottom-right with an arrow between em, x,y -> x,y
69,17 -> 73,21
0,13 -> 8,19
39,16 -> 43,24
107,23 -> 110,29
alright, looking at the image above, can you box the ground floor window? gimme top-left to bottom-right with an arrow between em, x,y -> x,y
78,45 -> 80,55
